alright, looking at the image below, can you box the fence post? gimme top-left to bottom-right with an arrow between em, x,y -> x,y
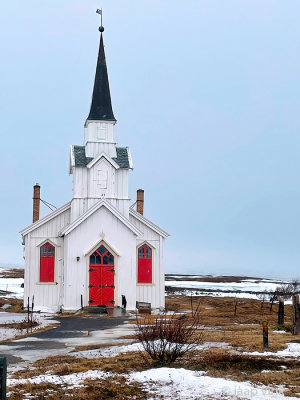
278,297 -> 284,325
293,295 -> 300,335
263,321 -> 268,349
0,358 -> 7,400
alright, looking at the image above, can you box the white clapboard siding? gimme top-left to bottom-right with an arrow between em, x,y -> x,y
23,207 -> 71,312
129,214 -> 165,309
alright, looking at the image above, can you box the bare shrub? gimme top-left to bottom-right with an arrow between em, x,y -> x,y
135,312 -> 203,364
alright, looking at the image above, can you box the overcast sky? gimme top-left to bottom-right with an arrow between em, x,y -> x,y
0,1 -> 299,279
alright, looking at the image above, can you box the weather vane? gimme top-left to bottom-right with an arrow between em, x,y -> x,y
96,9 -> 104,32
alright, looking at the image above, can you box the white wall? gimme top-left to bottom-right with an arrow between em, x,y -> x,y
63,206 -> 138,310
129,214 -> 165,309
23,208 -> 70,312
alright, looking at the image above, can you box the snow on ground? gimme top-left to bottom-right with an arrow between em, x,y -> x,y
7,367 -> 298,399
0,278 -> 23,298
130,367 -> 298,400
8,369 -> 114,388
165,277 -> 292,301
0,312 -> 58,342
245,342 -> 300,359
73,341 -> 230,359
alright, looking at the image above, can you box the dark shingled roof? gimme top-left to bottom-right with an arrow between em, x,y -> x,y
87,33 -> 116,122
73,146 -> 93,167
73,146 -> 130,169
112,147 -> 130,168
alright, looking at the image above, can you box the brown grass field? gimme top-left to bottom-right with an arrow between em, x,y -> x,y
6,294 -> 300,399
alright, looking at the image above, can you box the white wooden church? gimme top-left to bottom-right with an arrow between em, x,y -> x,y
20,23 -> 169,313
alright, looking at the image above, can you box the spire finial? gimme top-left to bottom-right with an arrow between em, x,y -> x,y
96,9 -> 104,32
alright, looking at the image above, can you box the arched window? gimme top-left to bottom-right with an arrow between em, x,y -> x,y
90,245 -> 114,265
40,242 -> 55,282
138,244 -> 152,284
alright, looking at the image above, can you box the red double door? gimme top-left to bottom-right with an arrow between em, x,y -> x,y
89,245 -> 115,306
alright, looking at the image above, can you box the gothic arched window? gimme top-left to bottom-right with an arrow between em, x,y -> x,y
40,242 -> 55,282
137,244 -> 152,284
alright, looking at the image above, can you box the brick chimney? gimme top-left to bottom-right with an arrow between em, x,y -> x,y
33,183 -> 40,223
137,189 -> 144,215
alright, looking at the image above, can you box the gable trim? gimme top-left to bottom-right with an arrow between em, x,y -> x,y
59,199 -> 142,237
129,208 -> 170,238
86,152 -> 120,170
20,202 -> 71,237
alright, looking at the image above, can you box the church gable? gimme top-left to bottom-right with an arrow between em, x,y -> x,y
60,199 -> 142,237
87,156 -> 117,198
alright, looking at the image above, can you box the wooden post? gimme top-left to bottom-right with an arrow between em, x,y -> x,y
292,295 -> 300,335
278,297 -> 284,325
190,292 -> 194,317
81,294 -> 83,311
27,296 -> 30,325
263,321 -> 268,348
234,299 -> 238,316
0,358 -> 7,400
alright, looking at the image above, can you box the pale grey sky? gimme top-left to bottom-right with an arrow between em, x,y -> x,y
1,1 -> 299,279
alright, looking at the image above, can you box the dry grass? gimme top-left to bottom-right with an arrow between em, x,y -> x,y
175,349 -> 300,397
12,351 -> 154,379
164,295 -> 295,352
0,268 -> 24,279
0,320 -> 38,330
0,297 -> 25,313
8,376 -> 148,399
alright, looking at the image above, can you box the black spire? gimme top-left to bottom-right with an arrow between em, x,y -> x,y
87,31 -> 116,122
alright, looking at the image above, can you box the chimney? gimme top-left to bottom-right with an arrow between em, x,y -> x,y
137,189 -> 144,215
33,183 -> 40,223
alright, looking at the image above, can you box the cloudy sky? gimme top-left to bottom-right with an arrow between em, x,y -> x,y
1,1 -> 299,279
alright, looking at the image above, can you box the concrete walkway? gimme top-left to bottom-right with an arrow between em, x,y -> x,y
0,314 -> 134,372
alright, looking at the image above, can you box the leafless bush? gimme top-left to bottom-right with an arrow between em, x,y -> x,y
135,312 -> 203,364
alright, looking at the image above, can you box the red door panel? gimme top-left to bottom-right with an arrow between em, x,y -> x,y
138,258 -> 152,283
89,246 -> 114,306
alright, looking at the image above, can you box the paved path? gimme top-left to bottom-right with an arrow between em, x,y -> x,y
0,314 -> 134,371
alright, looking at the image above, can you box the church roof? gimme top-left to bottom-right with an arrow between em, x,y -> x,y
73,145 -> 131,169
59,199 -> 142,237
87,33 -> 116,122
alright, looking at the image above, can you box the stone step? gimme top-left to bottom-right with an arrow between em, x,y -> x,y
82,306 -> 108,314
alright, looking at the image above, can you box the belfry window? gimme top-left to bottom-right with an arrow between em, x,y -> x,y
137,244 -> 152,284
40,242 -> 55,282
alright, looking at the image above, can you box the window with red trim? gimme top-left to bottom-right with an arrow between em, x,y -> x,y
40,242 -> 55,282
138,244 -> 152,283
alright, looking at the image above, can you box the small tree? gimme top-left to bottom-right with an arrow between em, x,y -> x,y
135,312 -> 203,364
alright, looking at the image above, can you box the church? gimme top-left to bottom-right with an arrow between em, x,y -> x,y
20,22 -> 169,313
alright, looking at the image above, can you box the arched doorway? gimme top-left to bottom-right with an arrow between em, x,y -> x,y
89,244 -> 115,306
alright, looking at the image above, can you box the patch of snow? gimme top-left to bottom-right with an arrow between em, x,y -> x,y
74,342 -> 142,358
246,343 -> 300,359
0,278 -> 24,298
130,367 -> 297,400
8,369 -> 114,387
0,312 -> 58,342
74,341 -> 230,359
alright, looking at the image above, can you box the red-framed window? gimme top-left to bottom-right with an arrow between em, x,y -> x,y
138,244 -> 152,283
40,242 -> 55,282
89,245 -> 114,266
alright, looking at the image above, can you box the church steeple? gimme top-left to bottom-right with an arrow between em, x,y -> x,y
87,29 -> 116,122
